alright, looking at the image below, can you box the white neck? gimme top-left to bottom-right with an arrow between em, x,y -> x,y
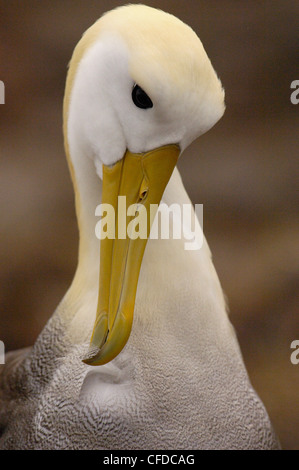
71,144 -> 103,284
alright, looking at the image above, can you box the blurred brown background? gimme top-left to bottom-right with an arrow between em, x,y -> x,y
0,0 -> 298,449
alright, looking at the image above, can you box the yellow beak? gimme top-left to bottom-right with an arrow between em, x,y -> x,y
83,144 -> 180,366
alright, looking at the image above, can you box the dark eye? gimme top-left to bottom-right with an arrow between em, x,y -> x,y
132,84 -> 153,109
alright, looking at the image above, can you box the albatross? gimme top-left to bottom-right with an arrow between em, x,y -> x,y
0,5 -> 280,450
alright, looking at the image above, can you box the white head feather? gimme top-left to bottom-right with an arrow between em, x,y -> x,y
65,4 -> 225,178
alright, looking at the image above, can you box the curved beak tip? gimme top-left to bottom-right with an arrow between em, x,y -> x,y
82,346 -> 101,366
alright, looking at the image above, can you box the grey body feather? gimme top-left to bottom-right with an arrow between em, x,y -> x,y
0,257 -> 280,449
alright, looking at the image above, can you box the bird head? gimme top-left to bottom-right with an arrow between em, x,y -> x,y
63,4 -> 225,366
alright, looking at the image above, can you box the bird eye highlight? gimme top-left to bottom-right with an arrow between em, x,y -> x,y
132,84 -> 153,109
